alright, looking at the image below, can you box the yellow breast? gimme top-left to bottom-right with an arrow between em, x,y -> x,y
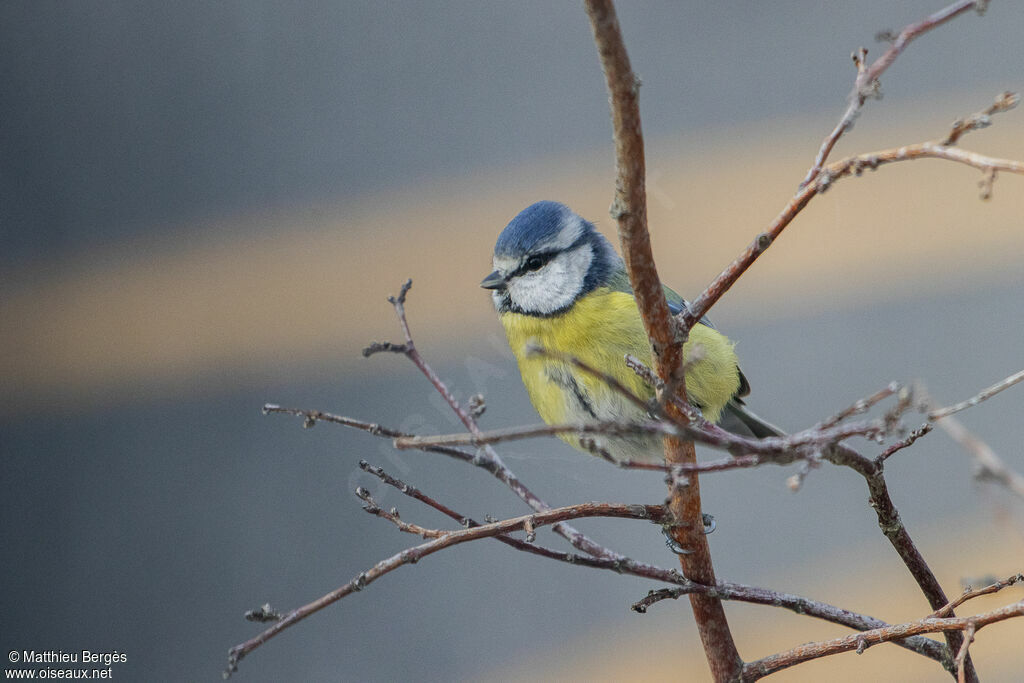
499,288 -> 741,451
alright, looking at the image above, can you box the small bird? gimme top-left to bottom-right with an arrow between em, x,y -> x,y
482,200 -> 779,463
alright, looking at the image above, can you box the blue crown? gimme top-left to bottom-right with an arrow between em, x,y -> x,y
494,201 -> 576,256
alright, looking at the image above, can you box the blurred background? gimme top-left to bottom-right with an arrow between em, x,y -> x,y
2,1 -> 1023,681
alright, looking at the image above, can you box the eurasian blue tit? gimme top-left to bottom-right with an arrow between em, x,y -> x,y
482,200 -> 778,463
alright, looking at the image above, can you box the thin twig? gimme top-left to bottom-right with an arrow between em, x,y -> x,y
943,91 -> 1019,146
685,84 -> 1023,339
800,0 -> 988,188
366,280 -> 636,564
741,599 -> 1024,680
683,118 -> 1024,331
632,586 -> 949,664
955,622 -> 976,683
226,500 -> 668,677
876,423 -> 933,465
358,460 -> 654,570
927,369 -> 1024,420
394,419 -> 677,449
396,412 -> 890,462
272,341 -> 970,677
360,493 -> 669,539
262,404 -> 478,463
929,574 -> 1024,618
231,450 -> 953,675
819,382 -> 901,430
355,487 -> 446,538
360,456 -> 960,671
358,461 -> 471,524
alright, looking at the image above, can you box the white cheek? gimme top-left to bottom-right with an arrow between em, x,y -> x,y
507,246 -> 593,315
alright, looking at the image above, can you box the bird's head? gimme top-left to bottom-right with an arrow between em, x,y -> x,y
481,201 -> 621,316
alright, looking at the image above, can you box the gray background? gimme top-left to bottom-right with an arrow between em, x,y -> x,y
2,2 -> 1023,681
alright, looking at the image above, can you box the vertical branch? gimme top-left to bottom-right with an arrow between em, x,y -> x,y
583,1 -> 742,680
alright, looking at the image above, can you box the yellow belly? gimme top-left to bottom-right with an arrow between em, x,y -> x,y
499,288 -> 741,461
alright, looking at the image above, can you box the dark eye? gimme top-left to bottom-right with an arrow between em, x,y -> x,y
525,255 -> 544,271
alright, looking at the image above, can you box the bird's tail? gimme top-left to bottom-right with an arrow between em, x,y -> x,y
719,400 -> 786,439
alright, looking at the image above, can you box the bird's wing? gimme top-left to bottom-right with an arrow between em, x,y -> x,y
663,285 -> 752,399
720,400 -> 786,439
663,284 -> 718,331
608,273 -> 752,399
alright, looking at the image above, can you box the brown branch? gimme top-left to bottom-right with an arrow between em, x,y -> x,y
683,109 -> 1024,330
359,496 -> 670,539
741,599 -> 1024,680
262,404 -> 478,463
927,369 -> 1024,420
302,307 -> 973,680
364,280 -> 640,565
355,487 -> 448,538
633,586 -> 949,666
226,500 -> 668,677
231,455 -> 953,674
955,622 -> 976,683
253,384 -> 967,679
819,382 -> 901,430
394,415 -> 885,465
875,423 -> 933,464
358,460 -> 663,570
943,90 -> 1019,146
585,1 -> 741,679
824,442 -> 972,678
929,574 -> 1024,618
394,418 -> 676,449
357,454 -> 962,671
800,0 -> 989,188
358,460 -> 471,525
527,344 -> 653,414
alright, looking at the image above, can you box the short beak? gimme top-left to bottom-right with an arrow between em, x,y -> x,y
480,270 -> 507,290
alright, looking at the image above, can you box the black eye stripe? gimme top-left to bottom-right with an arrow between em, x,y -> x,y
515,252 -> 556,276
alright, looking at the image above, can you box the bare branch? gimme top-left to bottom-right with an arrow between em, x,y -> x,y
287,297 -> 975,677
875,423 -> 933,464
527,344 -> 652,414
927,369 -> 1024,420
943,91 -> 1019,146
226,500 -> 669,676
819,382 -> 901,430
358,460 -> 650,570
394,419 -> 676,450
355,487 -> 446,538
359,456 -> 972,674
394,413 -> 888,465
262,404 -> 478,463
682,95 -> 1023,330
230,453 -> 956,675
742,599 -> 1024,680
633,586 -> 949,665
584,0 -> 740,677
801,0 -> 989,187
362,280 -> 641,564
955,622 -> 976,683
930,574 -> 1024,618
